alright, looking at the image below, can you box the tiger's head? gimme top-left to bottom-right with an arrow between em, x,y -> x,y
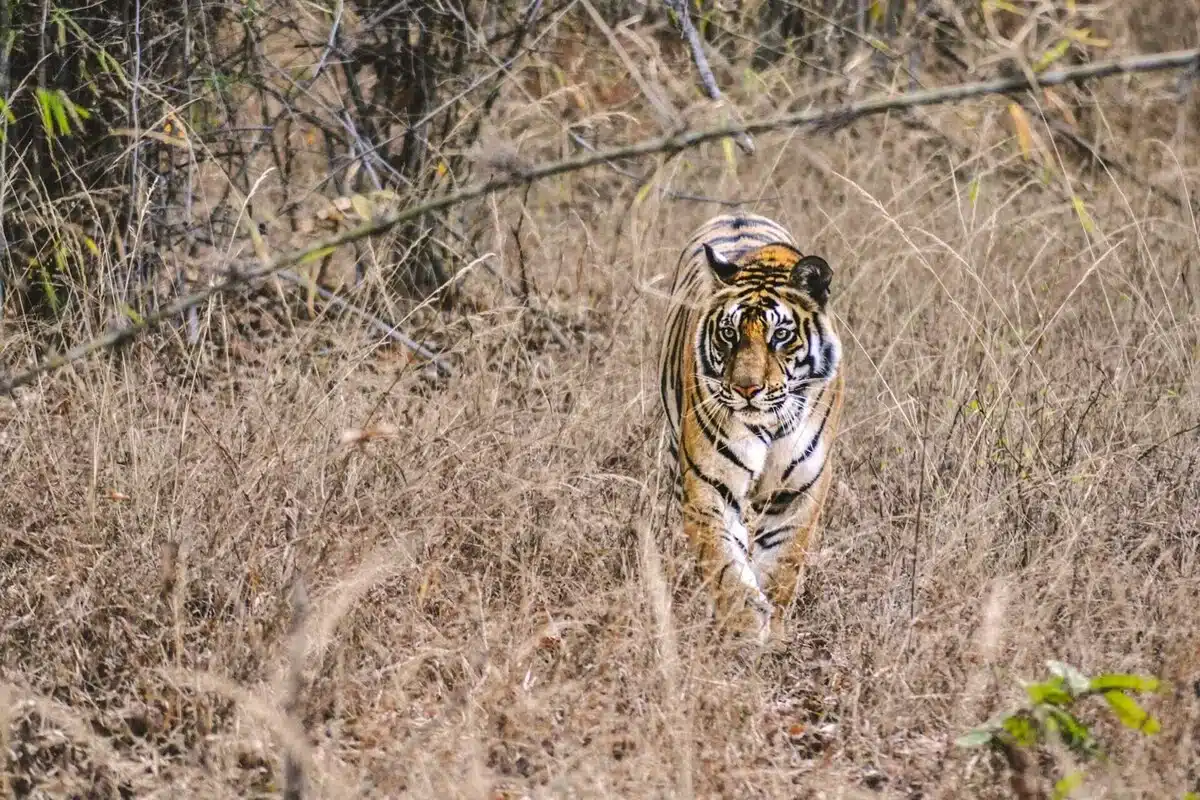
696,242 -> 841,425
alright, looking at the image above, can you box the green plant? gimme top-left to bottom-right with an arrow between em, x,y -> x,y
958,661 -> 1166,799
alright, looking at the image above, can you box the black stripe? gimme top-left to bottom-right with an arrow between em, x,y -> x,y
696,232 -> 773,253
722,531 -> 749,557
686,215 -> 777,243
781,395 -> 832,483
762,487 -> 804,515
798,317 -> 818,373
681,447 -> 742,516
745,423 -> 773,445
772,409 -> 803,440
697,312 -> 723,376
809,316 -> 829,377
776,382 -> 826,440
693,401 -> 754,475
770,383 -> 821,441
754,526 -> 791,550
772,460 -> 826,511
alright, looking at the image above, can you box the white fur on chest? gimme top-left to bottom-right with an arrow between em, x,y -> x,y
722,423 -> 771,478
755,414 -> 827,493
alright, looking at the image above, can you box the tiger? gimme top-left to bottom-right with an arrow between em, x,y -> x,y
658,211 -> 845,645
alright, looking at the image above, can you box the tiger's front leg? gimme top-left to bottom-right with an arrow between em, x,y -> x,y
751,374 -> 845,635
750,463 -> 835,620
678,453 -> 772,644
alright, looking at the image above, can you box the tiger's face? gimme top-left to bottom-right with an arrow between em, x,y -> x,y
696,243 -> 840,425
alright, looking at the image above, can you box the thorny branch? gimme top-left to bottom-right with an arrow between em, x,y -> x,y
2,46 -> 1198,396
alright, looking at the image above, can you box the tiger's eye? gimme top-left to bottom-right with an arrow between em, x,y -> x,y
771,328 -> 795,346
719,326 -> 737,344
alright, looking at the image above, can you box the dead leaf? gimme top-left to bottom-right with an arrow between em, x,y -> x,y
1008,102 -> 1035,161
339,423 -> 400,446
1042,88 -> 1078,128
349,193 -> 373,221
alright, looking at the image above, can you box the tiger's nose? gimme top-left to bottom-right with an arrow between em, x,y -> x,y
732,383 -> 762,399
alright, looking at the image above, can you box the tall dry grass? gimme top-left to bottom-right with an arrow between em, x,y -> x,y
3,2 -> 1200,798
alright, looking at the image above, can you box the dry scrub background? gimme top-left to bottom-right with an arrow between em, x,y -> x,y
3,2 -> 1200,798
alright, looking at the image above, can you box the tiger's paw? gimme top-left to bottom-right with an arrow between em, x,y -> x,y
763,612 -> 791,652
714,589 -> 773,647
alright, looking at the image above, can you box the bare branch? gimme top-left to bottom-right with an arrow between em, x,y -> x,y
2,46 -> 1197,396
663,0 -> 755,155
274,269 -> 454,377
582,0 -> 680,132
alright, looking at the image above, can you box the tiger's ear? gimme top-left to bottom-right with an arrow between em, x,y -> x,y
790,255 -> 833,308
704,244 -> 740,284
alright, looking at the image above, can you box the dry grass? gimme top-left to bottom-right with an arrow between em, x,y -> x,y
4,8 -> 1200,799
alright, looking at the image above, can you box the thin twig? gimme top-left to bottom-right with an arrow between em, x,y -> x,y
566,130 -> 765,205
581,0 -> 679,131
663,0 -> 755,154
2,46 -> 1198,396
0,0 -> 10,327
274,269 -> 453,376
1136,421 -> 1200,462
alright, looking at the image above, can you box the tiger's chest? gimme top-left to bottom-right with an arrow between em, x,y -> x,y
737,414 -> 828,503
718,419 -> 812,483
758,424 -> 825,487
718,425 -> 771,481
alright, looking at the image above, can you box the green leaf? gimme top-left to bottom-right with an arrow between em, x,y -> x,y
634,179 -> 655,207
63,93 -> 91,124
298,246 -> 335,264
1027,677 -> 1072,707
1002,713 -> 1039,747
51,92 -> 72,135
720,136 -> 736,172
1071,195 -> 1096,235
1045,707 -> 1097,757
120,304 -> 145,325
1103,691 -> 1160,734
1033,38 -> 1072,73
1088,674 -> 1161,694
35,88 -> 56,138
955,728 -> 995,748
34,259 -> 60,313
1052,771 -> 1084,800
1048,661 -> 1091,695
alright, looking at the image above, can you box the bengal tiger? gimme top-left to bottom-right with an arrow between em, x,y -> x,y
658,212 -> 844,645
